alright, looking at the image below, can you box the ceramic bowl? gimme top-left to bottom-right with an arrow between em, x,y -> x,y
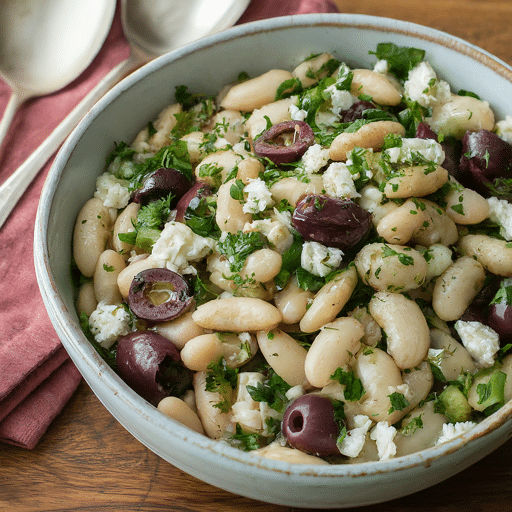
34,14 -> 512,508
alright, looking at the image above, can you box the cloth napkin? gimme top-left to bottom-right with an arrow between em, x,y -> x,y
0,0 -> 338,449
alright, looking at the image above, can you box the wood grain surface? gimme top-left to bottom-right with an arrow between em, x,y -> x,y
3,1 -> 512,511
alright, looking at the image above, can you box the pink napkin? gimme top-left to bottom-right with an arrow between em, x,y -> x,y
0,0 -> 338,449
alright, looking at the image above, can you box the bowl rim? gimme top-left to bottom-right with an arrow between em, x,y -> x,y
35,12 -> 512,481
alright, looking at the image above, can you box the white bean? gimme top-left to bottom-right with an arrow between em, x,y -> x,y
458,234 -> 512,277
76,281 -> 97,317
116,255 -> 158,299
269,175 -> 324,207
383,165 -> 448,199
112,202 -> 140,259
93,249 -> 126,305
157,396 -> 205,434
292,53 -> 335,88
253,443 -> 329,465
246,97 -> 296,140
155,309 -> 205,350
350,69 -> 402,106
215,178 -> 252,233
274,276 -> 314,324
181,334 -> 224,372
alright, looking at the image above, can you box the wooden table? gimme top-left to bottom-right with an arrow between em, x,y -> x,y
3,1 -> 512,510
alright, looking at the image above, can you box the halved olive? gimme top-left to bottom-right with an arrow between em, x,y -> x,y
253,120 -> 315,164
131,167 -> 193,206
174,180 -> 212,222
128,268 -> 192,322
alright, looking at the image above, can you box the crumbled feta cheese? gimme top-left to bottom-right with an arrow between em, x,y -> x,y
94,172 -> 131,209
151,221 -> 215,275
243,218 -> 293,253
289,104 -> 308,122
370,421 -> 397,460
338,415 -> 372,458
301,241 -> 343,277
272,208 -> 293,231
243,178 -> 274,214
404,61 -> 451,108
454,320 -> 500,368
322,162 -> 360,198
384,137 -> 445,166
495,115 -> 512,144
326,85 -> 354,116
89,303 -> 131,348
373,59 -> 389,74
436,421 -> 477,445
487,196 -> 512,241
301,144 -> 330,174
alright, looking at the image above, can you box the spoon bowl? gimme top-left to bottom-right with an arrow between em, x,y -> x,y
0,0 -> 250,229
0,0 -> 117,146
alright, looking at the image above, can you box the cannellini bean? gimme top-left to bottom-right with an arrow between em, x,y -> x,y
358,184 -> 399,225
215,178 -> 252,233
444,182 -> 490,225
192,297 -> 282,332
292,53 -> 335,88
420,243 -> 454,283
354,243 -> 428,293
93,249 -> 126,305
351,69 -> 402,105
428,94 -> 495,138
329,121 -> 405,161
154,309 -> 205,350
73,198 -> 112,278
76,281 -> 97,317
376,199 -> 429,245
458,234 -> 512,277
409,199 -> 459,247
383,165 -> 448,199
429,328 -> 476,380
253,443 -> 329,465
181,334 -> 224,372
246,97 -> 297,141
181,131 -> 207,164
369,291 -> 430,369
432,256 -> 486,321
401,362 -> 433,412
305,317 -> 364,388
220,69 -> 294,112
219,332 -> 259,368
269,175 -> 324,207
241,248 -> 282,283
206,109 -> 245,145
300,265 -> 359,333
236,157 -> 264,184
274,276 -> 314,324
116,255 -> 158,299
112,202 -> 140,259
347,306 -> 382,347
355,347 -> 404,423
157,396 -> 205,434
195,150 -> 243,187
257,329 -> 310,388
193,371 -> 233,439
394,401 -> 447,457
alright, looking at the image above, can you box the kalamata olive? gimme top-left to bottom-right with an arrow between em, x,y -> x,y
128,268 -> 193,323
281,394 -> 340,457
253,121 -> 315,164
131,167 -> 193,206
339,100 -> 376,123
458,130 -> 512,197
174,180 -> 212,222
487,279 -> 512,342
116,331 -> 192,405
416,122 -> 462,177
292,194 -> 372,251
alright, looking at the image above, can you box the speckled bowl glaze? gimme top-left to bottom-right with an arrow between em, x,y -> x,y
35,14 -> 512,508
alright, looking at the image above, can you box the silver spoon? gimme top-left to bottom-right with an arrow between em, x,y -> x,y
0,0 -> 117,149
0,0 -> 250,229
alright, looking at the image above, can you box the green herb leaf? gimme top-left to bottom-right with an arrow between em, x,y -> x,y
216,231 -> 266,272
205,357 -> 239,413
369,43 -> 425,81
330,367 -> 366,401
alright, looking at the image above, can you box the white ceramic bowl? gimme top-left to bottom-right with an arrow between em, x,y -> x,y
35,13 -> 512,509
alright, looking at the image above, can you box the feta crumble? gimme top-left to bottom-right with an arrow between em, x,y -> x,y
338,415 -> 372,458
289,104 -> 308,122
94,172 -> 131,209
495,115 -> 512,144
243,178 -> 274,214
370,421 -> 397,460
151,221 -> 215,275
404,61 -> 451,108
89,303 -> 131,348
301,144 -> 330,174
384,137 -> 445,166
436,421 -> 477,445
322,162 -> 360,199
454,320 -> 500,368
301,241 -> 344,277
326,85 -> 354,116
487,196 -> 512,241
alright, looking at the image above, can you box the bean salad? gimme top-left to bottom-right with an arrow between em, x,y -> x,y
74,42 -> 512,465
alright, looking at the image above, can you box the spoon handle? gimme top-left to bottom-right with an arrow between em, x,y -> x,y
0,54 -> 142,229
0,91 -> 29,150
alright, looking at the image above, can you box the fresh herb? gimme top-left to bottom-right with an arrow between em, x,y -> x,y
369,42 -> 425,81
216,231 -> 266,272
78,312 -> 117,370
295,266 -> 325,292
205,357 -> 239,413
400,415 -> 423,436
330,367 -> 366,401
246,370 -> 291,413
388,392 -> 410,414
476,370 -> 507,416
229,423 -> 262,451
184,194 -> 220,239
274,232 -> 303,289
274,77 -> 303,101
105,141 -> 136,168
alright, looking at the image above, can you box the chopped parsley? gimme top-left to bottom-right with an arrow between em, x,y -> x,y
216,231 -> 266,272
330,367 -> 366,402
205,357 -> 239,413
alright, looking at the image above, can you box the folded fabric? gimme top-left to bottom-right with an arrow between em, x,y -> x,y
0,0 -> 338,449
